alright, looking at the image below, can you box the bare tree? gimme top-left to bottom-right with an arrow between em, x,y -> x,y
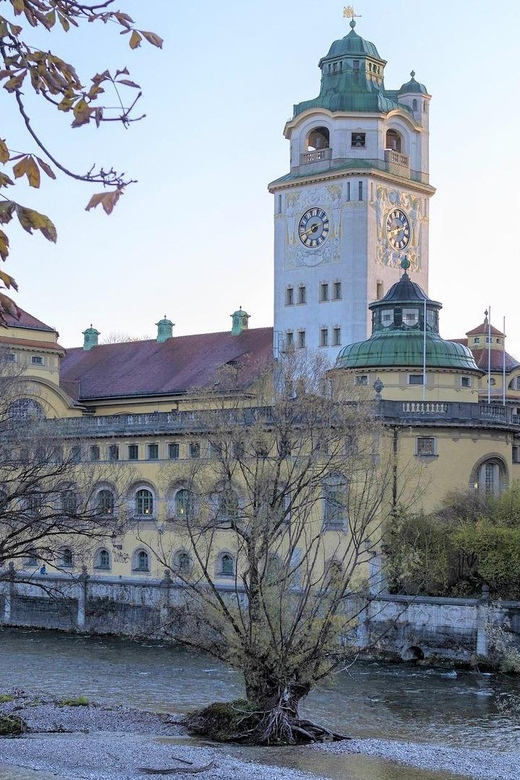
0,356 -> 126,573
151,357 -> 399,745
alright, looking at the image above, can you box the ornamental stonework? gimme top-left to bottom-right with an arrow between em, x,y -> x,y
373,185 -> 423,270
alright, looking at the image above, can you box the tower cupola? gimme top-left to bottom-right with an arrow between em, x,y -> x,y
82,325 -> 100,351
156,315 -> 174,343
231,307 -> 250,336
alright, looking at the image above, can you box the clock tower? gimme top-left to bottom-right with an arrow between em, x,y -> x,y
269,19 -> 435,362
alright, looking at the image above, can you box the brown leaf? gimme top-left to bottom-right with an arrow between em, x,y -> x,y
0,139 -> 9,164
141,30 -> 164,49
129,30 -> 142,49
25,156 -> 41,188
16,205 -> 57,242
85,188 -> 124,215
3,71 -> 26,92
35,156 -> 56,180
0,173 -> 14,187
0,230 -> 9,261
0,201 -> 15,224
71,99 -> 92,128
0,269 -> 17,290
11,0 -> 25,16
116,78 -> 140,88
0,291 -> 21,323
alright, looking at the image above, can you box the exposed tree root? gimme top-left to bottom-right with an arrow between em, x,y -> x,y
184,700 -> 349,746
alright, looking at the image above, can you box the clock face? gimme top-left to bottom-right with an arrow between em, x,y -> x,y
298,207 -> 330,248
386,208 -> 411,250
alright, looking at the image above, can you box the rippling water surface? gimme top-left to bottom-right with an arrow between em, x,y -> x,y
1,627 -> 519,780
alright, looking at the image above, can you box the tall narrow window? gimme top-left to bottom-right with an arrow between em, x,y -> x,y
320,283 -> 329,302
358,180 -> 363,201
298,330 -> 306,349
320,328 -> 329,347
90,445 -> 100,462
168,442 -> 180,460
333,327 -> 341,346
333,281 -> 342,300
189,442 -> 200,459
128,444 -> 139,460
108,444 -> 119,461
286,331 -> 294,350
285,286 -> 294,306
298,285 -> 306,305
147,444 -> 159,460
136,489 -> 153,516
346,182 -> 351,201
97,489 -> 114,515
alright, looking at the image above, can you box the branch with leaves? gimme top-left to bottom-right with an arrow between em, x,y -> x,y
0,0 -> 162,322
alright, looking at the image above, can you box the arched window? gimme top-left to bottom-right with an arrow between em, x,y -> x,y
136,489 -> 154,517
217,489 -> 239,524
175,488 -> 194,519
60,547 -> 73,568
412,98 -> 418,111
134,549 -> 150,572
173,550 -> 191,574
7,399 -> 44,422
95,548 -> 111,570
323,475 -> 347,529
473,458 -> 506,497
219,552 -> 235,577
307,126 -> 330,151
385,129 -> 402,153
97,489 -> 115,516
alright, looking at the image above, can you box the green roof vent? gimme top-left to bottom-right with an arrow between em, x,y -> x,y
231,307 -> 250,336
156,315 -> 174,343
82,325 -> 100,351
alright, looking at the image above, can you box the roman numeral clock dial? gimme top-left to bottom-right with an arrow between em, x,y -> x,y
298,207 -> 330,248
386,208 -> 411,250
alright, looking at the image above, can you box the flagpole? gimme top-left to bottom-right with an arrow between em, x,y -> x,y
487,306 -> 491,404
422,295 -> 427,402
503,316 -> 506,406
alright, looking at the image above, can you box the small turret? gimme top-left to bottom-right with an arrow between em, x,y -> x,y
156,315 -> 174,343
82,325 -> 100,351
231,307 -> 250,336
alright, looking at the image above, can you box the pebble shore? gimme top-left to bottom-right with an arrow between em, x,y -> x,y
1,693 -> 519,780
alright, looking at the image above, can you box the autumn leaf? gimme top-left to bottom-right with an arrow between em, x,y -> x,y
0,201 -> 15,224
140,30 -> 164,49
16,205 -> 57,242
3,71 -> 27,92
0,230 -> 9,261
71,98 -> 92,127
129,30 -> 142,49
35,156 -> 56,180
116,79 -> 140,88
0,269 -> 17,290
0,172 -> 14,188
0,139 -> 9,164
0,290 -> 21,323
13,155 -> 41,188
85,188 -> 124,215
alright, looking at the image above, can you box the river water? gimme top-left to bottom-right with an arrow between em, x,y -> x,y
1,628 -> 519,780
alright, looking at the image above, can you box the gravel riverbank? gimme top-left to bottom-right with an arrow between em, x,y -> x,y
0,693 -> 518,780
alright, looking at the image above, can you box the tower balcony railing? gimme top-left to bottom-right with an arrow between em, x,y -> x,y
300,148 -> 332,165
378,399 -> 520,428
384,149 -> 410,176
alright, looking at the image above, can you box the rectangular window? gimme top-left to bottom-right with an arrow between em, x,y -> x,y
416,437 -> 436,457
356,375 -> 368,386
147,443 -> 159,460
5,353 -> 16,363
189,442 -> 200,459
333,281 -> 342,300
298,285 -> 306,305
285,286 -> 294,306
320,328 -> 329,347
298,330 -> 306,349
286,331 -> 294,350
461,376 -> 471,388
168,442 -> 179,460
408,374 -> 424,385
209,441 -> 222,458
90,445 -> 100,462
320,283 -> 329,302
353,59 -> 360,69
346,181 -> 351,201
358,180 -> 363,201
513,446 -> 520,464
333,327 -> 341,346
70,445 -> 81,463
351,132 -> 366,148
474,337 -> 480,344
128,444 -> 139,460
108,444 -> 119,461
31,355 -> 44,365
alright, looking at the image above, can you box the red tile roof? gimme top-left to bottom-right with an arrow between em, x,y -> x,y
466,321 -> 504,337
0,335 -> 65,354
470,348 -> 520,373
61,328 -> 274,401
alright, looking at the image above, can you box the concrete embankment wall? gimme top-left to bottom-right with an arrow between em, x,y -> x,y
1,571 -> 519,663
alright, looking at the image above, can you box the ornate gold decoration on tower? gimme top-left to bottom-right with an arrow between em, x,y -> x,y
343,6 -> 362,20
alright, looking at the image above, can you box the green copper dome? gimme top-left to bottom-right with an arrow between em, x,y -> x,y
336,268 -> 480,373
293,21 -> 408,117
398,71 -> 429,95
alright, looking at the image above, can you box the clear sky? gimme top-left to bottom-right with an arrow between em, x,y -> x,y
5,1 -> 520,354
